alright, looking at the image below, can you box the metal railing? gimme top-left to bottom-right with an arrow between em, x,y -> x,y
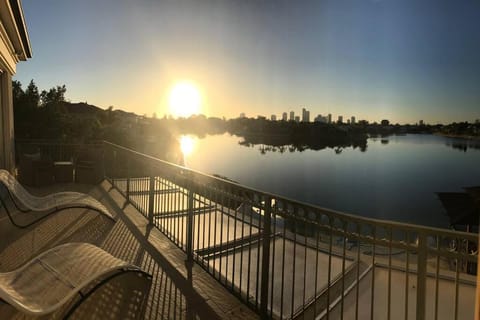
16,140 -> 478,319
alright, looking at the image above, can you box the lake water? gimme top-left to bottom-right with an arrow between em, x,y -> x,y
180,133 -> 480,228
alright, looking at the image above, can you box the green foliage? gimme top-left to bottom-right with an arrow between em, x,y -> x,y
25,80 -> 40,108
40,85 -> 66,106
11,80 -> 181,162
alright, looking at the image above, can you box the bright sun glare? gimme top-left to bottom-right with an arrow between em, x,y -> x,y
169,82 -> 201,118
180,135 -> 195,157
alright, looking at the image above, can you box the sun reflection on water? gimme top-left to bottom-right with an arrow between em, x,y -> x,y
180,135 -> 196,159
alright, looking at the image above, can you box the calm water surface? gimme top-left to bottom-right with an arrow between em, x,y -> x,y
180,134 -> 480,228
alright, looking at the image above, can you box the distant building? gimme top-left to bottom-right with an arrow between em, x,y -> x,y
290,111 -> 295,121
338,116 -> 343,124
314,114 -> 327,123
419,120 -> 424,126
302,108 -> 310,122
257,115 -> 266,120
271,114 -> 277,121
282,112 -> 288,121
327,113 -> 332,124
347,119 -> 351,124
294,116 -> 300,123
351,116 -> 355,124
381,119 -> 390,126
239,113 -> 246,118
302,109 -> 310,122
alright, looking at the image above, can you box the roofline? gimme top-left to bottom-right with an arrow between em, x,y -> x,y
8,0 -> 31,58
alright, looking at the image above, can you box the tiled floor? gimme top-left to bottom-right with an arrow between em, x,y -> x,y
0,180 -> 258,319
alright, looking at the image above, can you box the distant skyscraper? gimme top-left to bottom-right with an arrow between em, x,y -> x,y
301,108 -> 310,122
271,114 -> 277,121
282,112 -> 288,121
338,115 -> 343,124
239,113 -> 246,118
294,116 -> 300,123
419,120 -> 424,126
351,116 -> 355,124
290,111 -> 295,121
327,114 -> 332,124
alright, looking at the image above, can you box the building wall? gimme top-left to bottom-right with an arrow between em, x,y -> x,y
0,69 -> 14,171
0,1 -> 32,172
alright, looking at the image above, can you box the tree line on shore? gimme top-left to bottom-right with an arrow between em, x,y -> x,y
12,80 -> 480,157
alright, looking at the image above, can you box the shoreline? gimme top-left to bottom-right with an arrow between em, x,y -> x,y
434,132 -> 480,141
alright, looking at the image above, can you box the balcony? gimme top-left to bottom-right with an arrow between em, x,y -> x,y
1,140 -> 477,319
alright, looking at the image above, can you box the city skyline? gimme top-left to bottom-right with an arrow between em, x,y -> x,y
14,0 -> 480,124
242,106 -> 439,126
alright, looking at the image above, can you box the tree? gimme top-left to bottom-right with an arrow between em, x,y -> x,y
24,80 -> 40,108
12,80 -> 24,101
40,85 -> 67,106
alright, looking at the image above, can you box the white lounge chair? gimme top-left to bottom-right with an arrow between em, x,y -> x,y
0,242 -> 151,317
0,169 -> 114,228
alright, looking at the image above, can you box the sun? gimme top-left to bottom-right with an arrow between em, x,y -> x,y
169,82 -> 201,118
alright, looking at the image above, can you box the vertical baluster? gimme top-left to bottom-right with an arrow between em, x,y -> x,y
326,216 -> 333,320
404,231 -> 410,320
269,202 -> 277,318
387,227 -> 392,320
434,236 -> 440,320
280,205 -> 287,319
232,192 -> 237,293
247,196 -> 253,306
341,220 -> 347,320
355,223 -> 361,320
314,214 -> 321,319
416,232 -> 427,320
186,172 -> 194,263
454,237 -> 460,320
148,168 -> 155,225
260,196 -> 272,318
126,155 -> 130,203
223,189 -> 230,290
255,197 -> 262,308
302,211 -> 308,315
290,207 -> 298,318
370,225 -> 376,320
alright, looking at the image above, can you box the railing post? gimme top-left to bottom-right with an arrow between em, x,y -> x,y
416,232 -> 427,320
111,150 -> 117,187
186,173 -> 194,264
148,170 -> 155,225
126,155 -> 130,203
260,196 -> 272,318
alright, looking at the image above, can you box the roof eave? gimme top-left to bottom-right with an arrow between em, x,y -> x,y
8,0 -> 31,59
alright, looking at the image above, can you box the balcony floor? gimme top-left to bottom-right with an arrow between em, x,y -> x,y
0,179 -> 476,319
0,180 -> 259,319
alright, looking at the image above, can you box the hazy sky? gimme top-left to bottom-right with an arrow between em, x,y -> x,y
15,0 -> 480,124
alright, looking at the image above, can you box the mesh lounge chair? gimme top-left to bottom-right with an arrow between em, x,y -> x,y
0,242 -> 152,318
0,169 -> 114,228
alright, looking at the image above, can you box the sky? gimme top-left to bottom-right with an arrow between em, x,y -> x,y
14,0 -> 480,124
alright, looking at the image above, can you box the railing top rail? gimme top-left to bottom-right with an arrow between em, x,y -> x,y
104,140 -> 475,239
16,139 -> 103,146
